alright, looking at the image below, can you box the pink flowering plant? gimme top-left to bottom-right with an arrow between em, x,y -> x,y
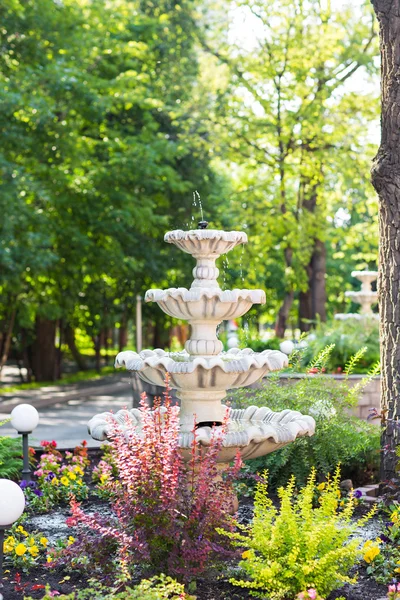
296,590 -> 324,600
22,440 -> 89,512
91,444 -> 117,500
50,377 -> 242,582
388,583 -> 400,599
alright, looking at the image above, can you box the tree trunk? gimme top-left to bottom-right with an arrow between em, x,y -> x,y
30,317 -> 57,382
119,325 -> 128,352
275,290 -> 294,338
275,247 -> 294,338
371,0 -> 400,481
64,324 -> 88,371
0,307 -> 16,373
93,335 -> 101,373
299,239 -> 327,331
55,320 -> 63,380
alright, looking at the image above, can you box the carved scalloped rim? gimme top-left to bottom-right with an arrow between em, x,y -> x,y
335,313 -> 379,320
115,348 -> 288,374
164,229 -> 248,245
145,287 -> 266,304
350,270 -> 378,278
345,291 -> 378,300
87,405 -> 316,447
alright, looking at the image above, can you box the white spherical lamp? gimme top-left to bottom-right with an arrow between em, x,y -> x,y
0,479 -> 25,580
10,404 -> 39,433
0,479 -> 25,527
279,340 -> 295,355
10,404 -> 39,483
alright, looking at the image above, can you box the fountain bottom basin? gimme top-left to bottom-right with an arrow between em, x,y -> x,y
88,404 -> 315,463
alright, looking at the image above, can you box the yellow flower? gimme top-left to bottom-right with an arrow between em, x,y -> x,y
67,536 -> 75,546
28,545 -> 39,557
241,550 -> 251,559
100,474 -> 108,484
47,555 -> 53,563
340,501 -> 345,507
51,477 -> 59,486
76,480 -> 83,486
317,482 -> 326,491
40,537 -> 48,547
15,543 -> 27,556
67,471 -> 76,481
60,476 -> 69,486
16,526 -> 28,537
336,490 -> 341,498
28,537 -> 36,546
364,545 -> 380,563
4,537 -> 15,554
391,511 -> 399,523
74,466 -> 84,475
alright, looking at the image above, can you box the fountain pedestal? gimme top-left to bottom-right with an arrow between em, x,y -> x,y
88,226 -> 315,463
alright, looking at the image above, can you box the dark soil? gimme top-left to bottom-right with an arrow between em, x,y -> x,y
0,563 -> 388,600
0,499 -> 388,600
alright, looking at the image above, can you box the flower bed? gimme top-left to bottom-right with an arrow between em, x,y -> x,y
0,385 -> 396,600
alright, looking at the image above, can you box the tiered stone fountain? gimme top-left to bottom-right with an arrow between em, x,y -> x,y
88,225 -> 315,463
336,270 -> 378,320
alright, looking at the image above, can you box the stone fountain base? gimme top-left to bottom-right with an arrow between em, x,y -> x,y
88,404 -> 315,463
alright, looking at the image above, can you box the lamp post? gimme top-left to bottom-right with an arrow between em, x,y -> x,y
10,404 -> 39,483
136,294 -> 142,353
0,479 -> 25,583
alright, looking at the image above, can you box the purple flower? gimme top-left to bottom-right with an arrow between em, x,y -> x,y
386,522 -> 395,529
45,472 -> 55,482
380,533 -> 390,543
20,480 -> 29,489
33,489 -> 43,497
353,490 -> 363,499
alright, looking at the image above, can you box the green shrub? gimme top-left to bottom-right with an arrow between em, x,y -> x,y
301,317 -> 380,373
230,370 -> 380,490
0,418 -> 23,479
245,335 -> 282,353
24,575 -> 195,599
224,467 -> 376,600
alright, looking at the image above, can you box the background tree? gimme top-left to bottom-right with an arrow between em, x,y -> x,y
0,0 -> 223,380
201,0 -> 379,335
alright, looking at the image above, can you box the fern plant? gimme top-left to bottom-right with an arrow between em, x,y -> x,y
0,418 -> 23,479
230,349 -> 380,489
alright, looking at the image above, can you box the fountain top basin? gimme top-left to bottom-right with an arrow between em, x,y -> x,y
164,229 -> 247,257
145,287 -> 265,304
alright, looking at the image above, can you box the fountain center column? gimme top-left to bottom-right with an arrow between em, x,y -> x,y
183,254 -> 224,356
191,256 -> 220,289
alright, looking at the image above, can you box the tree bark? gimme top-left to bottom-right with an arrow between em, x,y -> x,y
275,247 -> 294,338
371,0 -> 400,481
64,324 -> 88,371
0,307 -> 16,373
299,239 -> 327,331
275,290 -> 294,338
93,334 -> 101,373
30,318 -> 57,382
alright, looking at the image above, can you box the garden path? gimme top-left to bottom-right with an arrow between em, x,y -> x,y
0,375 -> 133,448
